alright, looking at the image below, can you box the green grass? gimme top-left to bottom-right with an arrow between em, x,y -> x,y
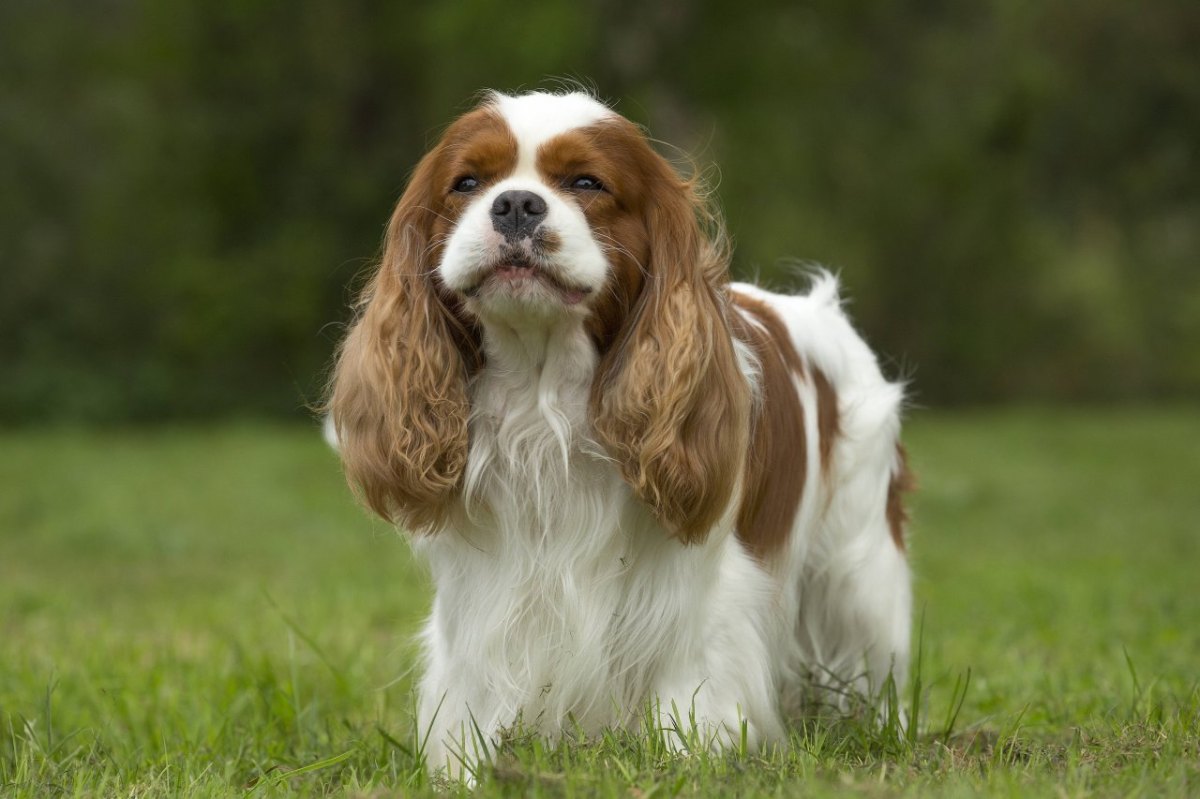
1,409 -> 1198,797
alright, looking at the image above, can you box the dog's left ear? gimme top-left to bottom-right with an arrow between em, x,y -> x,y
590,135 -> 751,543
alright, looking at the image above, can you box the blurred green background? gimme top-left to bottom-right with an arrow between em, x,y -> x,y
2,0 -> 1197,422
2,5 -> 1198,793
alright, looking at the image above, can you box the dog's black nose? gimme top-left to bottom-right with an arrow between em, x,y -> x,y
490,190 -> 547,240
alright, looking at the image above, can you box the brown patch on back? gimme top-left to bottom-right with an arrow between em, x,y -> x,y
730,293 -> 808,562
811,366 -> 840,477
886,443 -> 916,551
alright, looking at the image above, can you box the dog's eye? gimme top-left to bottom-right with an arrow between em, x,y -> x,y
452,176 -> 479,193
568,175 -> 604,192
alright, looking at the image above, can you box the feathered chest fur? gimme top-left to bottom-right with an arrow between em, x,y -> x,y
460,320 -> 613,538
415,321 -> 672,733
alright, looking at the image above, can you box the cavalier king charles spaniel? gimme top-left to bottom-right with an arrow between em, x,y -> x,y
327,90 -> 912,776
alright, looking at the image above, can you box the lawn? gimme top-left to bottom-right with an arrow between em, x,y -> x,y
2,409 -> 1198,797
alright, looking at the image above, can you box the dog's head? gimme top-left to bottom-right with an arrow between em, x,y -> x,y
328,91 -> 749,537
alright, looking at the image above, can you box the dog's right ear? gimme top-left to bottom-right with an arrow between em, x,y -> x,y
327,149 -> 480,533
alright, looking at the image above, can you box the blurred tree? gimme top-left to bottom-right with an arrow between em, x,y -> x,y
0,0 -> 1196,421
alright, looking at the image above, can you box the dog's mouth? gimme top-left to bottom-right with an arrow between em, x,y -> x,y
466,254 -> 592,306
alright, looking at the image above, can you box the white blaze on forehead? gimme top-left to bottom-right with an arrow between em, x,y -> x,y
491,92 -> 613,175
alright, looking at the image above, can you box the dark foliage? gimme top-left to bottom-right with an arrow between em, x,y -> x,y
2,0 -> 1197,420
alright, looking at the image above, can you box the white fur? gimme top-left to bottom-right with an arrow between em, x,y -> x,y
491,91 -> 614,168
413,313 -> 786,776
732,279 -> 912,714
374,93 -> 911,777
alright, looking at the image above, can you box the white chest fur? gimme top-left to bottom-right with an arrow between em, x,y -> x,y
411,315 -> 784,775
414,319 -> 647,736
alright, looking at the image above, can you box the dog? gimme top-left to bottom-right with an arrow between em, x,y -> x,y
326,90 -> 912,776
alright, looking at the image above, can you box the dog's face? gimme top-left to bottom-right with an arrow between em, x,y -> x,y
437,93 -> 612,320
408,93 -> 663,340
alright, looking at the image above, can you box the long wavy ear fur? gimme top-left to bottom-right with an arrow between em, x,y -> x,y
590,140 -> 751,543
327,153 -> 479,532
